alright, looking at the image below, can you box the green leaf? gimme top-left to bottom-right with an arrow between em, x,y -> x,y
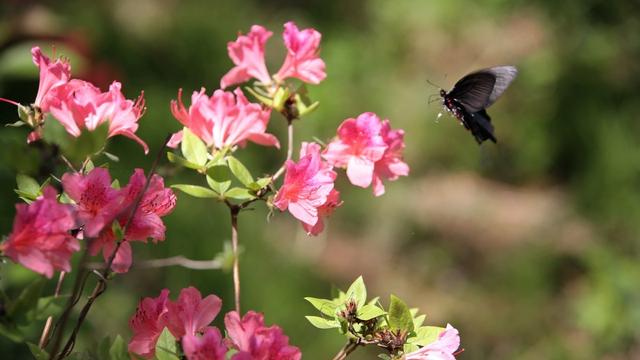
27,295 -> 69,321
181,128 -> 208,166
248,177 -> 272,191
155,328 -> 180,360
388,295 -> 414,333
43,118 -> 110,162
413,314 -> 426,329
357,304 -> 387,321
206,148 -> 227,168
0,322 -> 24,342
305,297 -> 338,317
403,342 -> 419,354
27,342 -> 48,360
109,335 -> 129,360
227,156 -> 254,186
305,316 -> 340,329
97,336 -> 111,360
378,354 -> 392,360
408,326 -> 445,347
245,86 -> 273,107
206,164 -> 233,183
224,187 -> 256,201
206,176 -> 230,195
171,184 -> 217,198
16,174 -> 40,197
84,160 -> 95,173
167,152 -> 203,170
8,278 -> 45,321
345,276 -> 367,307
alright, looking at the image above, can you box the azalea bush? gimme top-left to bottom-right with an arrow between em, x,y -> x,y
0,22 -> 460,359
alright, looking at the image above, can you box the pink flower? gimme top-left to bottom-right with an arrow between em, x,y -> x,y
31,46 -> 71,111
302,189 -> 341,236
165,287 -> 222,339
90,169 -> 176,273
128,289 -> 170,359
225,311 -> 301,360
183,327 -> 228,360
0,187 -> 78,278
372,120 -> 409,197
275,22 -> 326,84
170,88 -> 279,150
274,142 -> 336,228
220,25 -> 273,88
48,79 -> 148,153
61,167 -> 123,237
323,112 -> 388,189
405,324 -> 461,360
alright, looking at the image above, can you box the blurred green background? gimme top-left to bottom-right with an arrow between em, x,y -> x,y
1,0 -> 639,359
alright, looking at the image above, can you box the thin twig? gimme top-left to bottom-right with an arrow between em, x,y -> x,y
50,135 -> 171,360
230,206 -> 241,314
38,271 -> 66,349
332,340 -> 359,360
86,256 -> 222,270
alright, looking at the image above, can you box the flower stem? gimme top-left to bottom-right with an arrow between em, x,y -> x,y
38,271 -> 66,349
230,206 -> 241,314
272,120 -> 294,181
332,340 -> 359,360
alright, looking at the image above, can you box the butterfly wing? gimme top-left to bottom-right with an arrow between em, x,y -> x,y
447,66 -> 517,113
484,66 -> 518,108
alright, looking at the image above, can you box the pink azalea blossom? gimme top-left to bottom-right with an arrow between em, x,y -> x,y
165,287 -> 222,339
0,187 -> 78,278
169,88 -> 279,150
31,46 -> 71,111
61,167 -> 123,237
47,79 -> 148,153
90,169 -> 176,273
128,289 -> 170,359
274,142 -> 336,228
275,21 -> 326,84
404,324 -> 461,360
220,25 -> 273,88
224,311 -> 301,360
323,112 -> 388,189
371,120 -> 410,197
183,327 -> 228,360
302,189 -> 341,236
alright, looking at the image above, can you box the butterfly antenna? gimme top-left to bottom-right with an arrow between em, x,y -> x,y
425,79 -> 442,90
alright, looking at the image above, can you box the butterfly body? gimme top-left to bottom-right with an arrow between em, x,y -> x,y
439,66 -> 517,144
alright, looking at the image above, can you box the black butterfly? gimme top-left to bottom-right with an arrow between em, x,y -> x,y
438,66 -> 517,144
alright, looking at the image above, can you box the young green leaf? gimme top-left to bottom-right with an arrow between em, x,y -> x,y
357,304 -> 387,321
155,328 -> 180,360
16,174 -> 40,195
388,295 -> 414,333
7,278 -> 46,321
27,342 -> 49,360
305,297 -> 338,317
345,276 -> 367,307
109,335 -> 129,360
305,316 -> 340,329
206,175 -> 231,195
224,187 -> 256,201
413,314 -> 426,329
167,152 -> 203,170
171,184 -> 218,198
181,128 -> 208,166
227,156 -> 254,186
408,326 -> 445,347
